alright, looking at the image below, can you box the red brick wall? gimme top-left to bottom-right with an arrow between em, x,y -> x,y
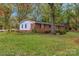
34,23 -> 51,33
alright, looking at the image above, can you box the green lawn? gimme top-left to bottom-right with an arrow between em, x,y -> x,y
0,32 -> 79,56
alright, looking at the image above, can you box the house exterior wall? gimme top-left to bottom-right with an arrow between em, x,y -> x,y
20,21 -> 32,31
19,20 -> 51,33
44,24 -> 51,32
34,23 -> 42,32
34,23 -> 51,33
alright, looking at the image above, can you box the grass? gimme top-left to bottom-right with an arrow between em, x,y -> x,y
0,32 -> 79,56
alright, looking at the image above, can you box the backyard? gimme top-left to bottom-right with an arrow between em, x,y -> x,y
0,32 -> 79,56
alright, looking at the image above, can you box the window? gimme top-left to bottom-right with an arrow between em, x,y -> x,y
25,24 -> 27,28
22,24 -> 23,28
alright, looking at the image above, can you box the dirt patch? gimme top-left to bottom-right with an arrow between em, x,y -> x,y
55,48 -> 65,51
74,38 -> 79,44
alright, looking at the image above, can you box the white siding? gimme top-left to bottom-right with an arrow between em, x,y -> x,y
19,21 -> 32,30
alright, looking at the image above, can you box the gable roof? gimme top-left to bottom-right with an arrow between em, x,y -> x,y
20,20 -> 35,24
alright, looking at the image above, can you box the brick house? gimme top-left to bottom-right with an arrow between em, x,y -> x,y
19,20 -> 51,33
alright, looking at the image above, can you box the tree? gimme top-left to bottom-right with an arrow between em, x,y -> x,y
30,4 -> 43,22
63,4 -> 79,31
48,3 -> 63,34
72,4 -> 79,30
48,3 -> 56,34
30,4 -> 51,22
0,4 -> 14,31
40,4 -> 51,22
17,3 -> 31,22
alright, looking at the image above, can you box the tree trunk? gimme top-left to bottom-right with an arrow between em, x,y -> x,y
49,3 -> 56,34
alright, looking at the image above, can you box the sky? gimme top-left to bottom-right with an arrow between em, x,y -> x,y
12,4 -> 18,16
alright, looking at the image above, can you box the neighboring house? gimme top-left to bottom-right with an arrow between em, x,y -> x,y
19,20 -> 51,33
